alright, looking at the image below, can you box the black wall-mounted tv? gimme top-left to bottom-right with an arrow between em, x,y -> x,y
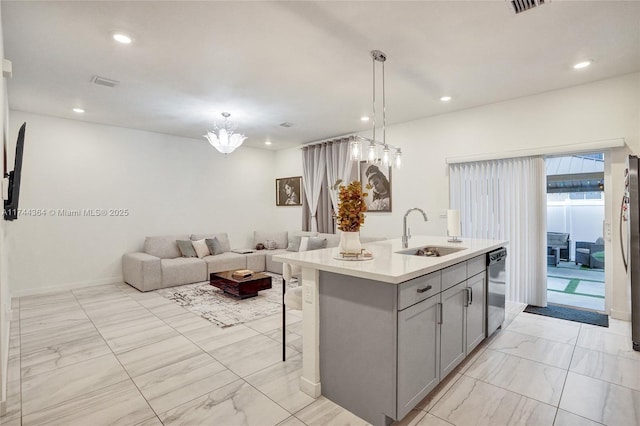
4,122 -> 26,221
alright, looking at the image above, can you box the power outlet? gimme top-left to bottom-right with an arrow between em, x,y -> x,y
303,286 -> 313,303
439,211 -> 447,219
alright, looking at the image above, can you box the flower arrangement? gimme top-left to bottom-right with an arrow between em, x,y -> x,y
334,180 -> 368,232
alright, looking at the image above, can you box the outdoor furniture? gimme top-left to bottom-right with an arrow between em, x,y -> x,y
547,246 -> 560,266
575,237 -> 605,269
547,232 -> 570,261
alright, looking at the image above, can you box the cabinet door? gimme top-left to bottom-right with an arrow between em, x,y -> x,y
439,281 -> 466,378
466,272 -> 486,354
397,295 -> 440,420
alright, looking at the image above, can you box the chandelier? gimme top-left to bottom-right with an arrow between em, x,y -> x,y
350,50 -> 403,169
204,112 -> 247,155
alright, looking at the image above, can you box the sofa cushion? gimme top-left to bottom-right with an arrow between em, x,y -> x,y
177,240 -> 197,258
191,233 -> 231,252
245,252 -> 266,272
204,252 -> 247,275
292,231 -> 319,238
287,236 -> 303,252
192,239 -> 210,258
254,231 -> 288,249
265,248 -> 289,274
144,235 -> 189,259
205,237 -> 224,255
317,233 -> 341,248
160,257 -> 207,288
307,237 -> 328,251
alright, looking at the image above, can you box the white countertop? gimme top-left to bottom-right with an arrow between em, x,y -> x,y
273,235 -> 507,284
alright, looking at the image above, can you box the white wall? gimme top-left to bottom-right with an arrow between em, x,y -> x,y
8,111 -> 278,296
547,199 -> 605,260
278,73 -> 640,318
0,0 -> 8,413
273,145 -> 304,232
385,74 -> 640,319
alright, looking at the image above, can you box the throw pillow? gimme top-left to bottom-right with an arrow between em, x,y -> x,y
287,236 -> 303,252
265,239 -> 277,250
299,236 -> 309,252
177,240 -> 197,258
205,238 -> 224,255
191,239 -> 210,258
307,237 -> 328,251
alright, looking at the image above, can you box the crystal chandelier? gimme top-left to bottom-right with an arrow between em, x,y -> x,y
350,50 -> 403,169
204,112 -> 247,155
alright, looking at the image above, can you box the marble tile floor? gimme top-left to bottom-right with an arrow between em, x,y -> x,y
1,285 -> 638,426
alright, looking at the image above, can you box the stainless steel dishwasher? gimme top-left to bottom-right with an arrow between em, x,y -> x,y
487,248 -> 507,336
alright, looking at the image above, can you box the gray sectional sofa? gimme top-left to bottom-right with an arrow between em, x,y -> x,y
122,230 -> 383,292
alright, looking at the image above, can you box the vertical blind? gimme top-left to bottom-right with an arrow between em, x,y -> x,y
449,156 -> 547,306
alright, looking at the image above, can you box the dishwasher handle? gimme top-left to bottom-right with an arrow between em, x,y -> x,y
487,248 -> 507,265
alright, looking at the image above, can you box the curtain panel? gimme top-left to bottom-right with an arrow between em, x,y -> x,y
301,138 -> 355,233
449,156 -> 547,306
301,144 -> 327,232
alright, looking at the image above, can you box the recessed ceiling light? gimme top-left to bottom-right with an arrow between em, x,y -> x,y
265,140 -> 272,146
113,33 -> 132,44
573,60 -> 591,69
440,96 -> 452,102
72,108 -> 85,113
361,116 -> 370,122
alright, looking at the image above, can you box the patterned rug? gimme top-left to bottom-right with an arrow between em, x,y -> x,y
156,273 -> 299,328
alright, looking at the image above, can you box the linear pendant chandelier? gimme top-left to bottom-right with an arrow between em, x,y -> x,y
350,50 -> 403,169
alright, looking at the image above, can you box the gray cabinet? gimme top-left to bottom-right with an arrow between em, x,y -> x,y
397,294 -> 440,420
466,272 -> 486,354
439,281 -> 467,378
318,252 -> 495,426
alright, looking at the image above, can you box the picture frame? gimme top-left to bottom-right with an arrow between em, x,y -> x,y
360,161 -> 392,212
276,176 -> 303,206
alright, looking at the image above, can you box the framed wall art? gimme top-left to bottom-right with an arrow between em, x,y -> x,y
276,176 -> 302,206
360,162 -> 391,212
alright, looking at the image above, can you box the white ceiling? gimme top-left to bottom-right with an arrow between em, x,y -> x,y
3,1 -> 640,150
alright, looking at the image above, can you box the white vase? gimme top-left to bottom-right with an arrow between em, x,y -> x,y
339,231 -> 362,254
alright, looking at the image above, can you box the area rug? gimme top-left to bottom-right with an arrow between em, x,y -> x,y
156,273 -> 298,328
524,303 -> 609,327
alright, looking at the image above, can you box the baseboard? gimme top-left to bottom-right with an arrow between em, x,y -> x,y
299,376 -> 321,398
1,315 -> 9,417
12,276 -> 123,298
610,308 -> 631,321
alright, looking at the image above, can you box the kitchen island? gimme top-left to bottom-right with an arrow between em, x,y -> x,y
273,235 -> 507,426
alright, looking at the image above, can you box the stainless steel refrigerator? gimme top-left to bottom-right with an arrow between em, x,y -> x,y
623,155 -> 640,351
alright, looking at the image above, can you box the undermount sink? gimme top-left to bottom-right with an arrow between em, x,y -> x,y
396,245 -> 466,257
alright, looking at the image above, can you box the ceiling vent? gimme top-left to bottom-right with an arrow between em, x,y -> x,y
509,0 -> 548,14
279,122 -> 295,128
91,75 -> 119,88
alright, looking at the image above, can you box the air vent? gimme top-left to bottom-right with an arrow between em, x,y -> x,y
509,0 -> 547,14
91,75 -> 119,88
280,122 -> 295,128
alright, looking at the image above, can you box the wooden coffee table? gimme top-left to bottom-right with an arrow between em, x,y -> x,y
210,271 -> 272,299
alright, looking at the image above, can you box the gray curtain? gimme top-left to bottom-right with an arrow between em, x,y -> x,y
301,144 -> 327,231
301,137 -> 355,234
316,175 -> 334,233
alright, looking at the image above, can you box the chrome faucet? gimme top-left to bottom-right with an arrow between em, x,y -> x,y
403,208 -> 428,248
